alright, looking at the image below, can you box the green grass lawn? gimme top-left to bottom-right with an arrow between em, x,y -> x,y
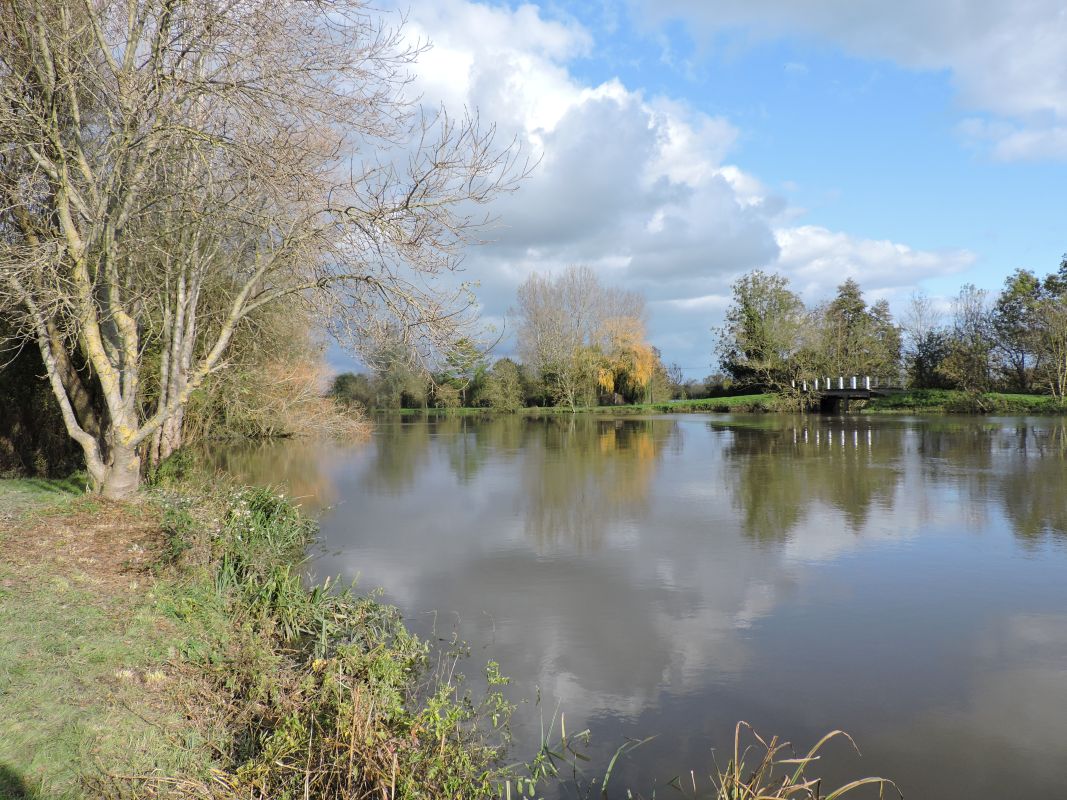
0,474 -> 87,525
0,482 -> 215,799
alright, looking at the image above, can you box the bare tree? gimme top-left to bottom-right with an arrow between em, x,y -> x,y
0,0 -> 523,497
901,291 -> 941,351
514,266 -> 644,408
940,284 -> 993,392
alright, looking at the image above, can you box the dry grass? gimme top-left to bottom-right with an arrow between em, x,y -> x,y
702,722 -> 898,800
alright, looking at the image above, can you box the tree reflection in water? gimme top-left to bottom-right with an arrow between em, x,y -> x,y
714,415 -> 1067,547
198,438 -> 343,512
714,417 -> 903,540
520,417 -> 678,552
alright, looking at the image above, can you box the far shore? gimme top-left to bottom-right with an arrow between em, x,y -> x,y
369,389 -> 1067,417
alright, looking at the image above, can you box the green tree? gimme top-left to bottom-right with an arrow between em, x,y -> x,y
991,269 -> 1042,392
868,299 -> 904,382
901,291 -> 950,388
329,373 -> 376,409
438,339 -> 489,406
1032,257 -> 1067,398
369,341 -> 428,409
907,330 -> 953,388
716,270 -> 806,391
475,358 -> 526,411
811,279 -> 901,381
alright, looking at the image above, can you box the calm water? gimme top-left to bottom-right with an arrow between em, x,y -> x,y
212,414 -> 1067,798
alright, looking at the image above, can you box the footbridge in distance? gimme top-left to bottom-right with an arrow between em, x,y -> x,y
792,376 -> 905,413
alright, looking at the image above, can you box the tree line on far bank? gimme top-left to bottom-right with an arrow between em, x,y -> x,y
719,258 -> 1067,398
333,256 -> 1067,413
330,266 -> 696,411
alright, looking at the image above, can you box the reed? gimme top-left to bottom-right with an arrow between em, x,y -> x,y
704,722 -> 898,800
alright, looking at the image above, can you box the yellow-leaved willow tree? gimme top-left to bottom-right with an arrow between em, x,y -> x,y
596,316 -> 659,403
0,0 -> 522,497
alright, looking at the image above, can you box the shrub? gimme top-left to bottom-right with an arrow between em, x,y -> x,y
196,488 -> 513,799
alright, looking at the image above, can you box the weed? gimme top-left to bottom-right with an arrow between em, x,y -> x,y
693,722 -> 897,800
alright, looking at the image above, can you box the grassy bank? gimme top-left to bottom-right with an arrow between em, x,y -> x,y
862,389 -> 1067,415
0,479 -> 214,798
380,390 -> 1067,418
384,393 -> 777,417
0,481 -> 512,799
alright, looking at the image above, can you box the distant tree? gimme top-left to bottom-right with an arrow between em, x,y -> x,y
901,292 -> 949,388
329,373 -> 376,409
716,270 -> 806,391
430,383 -> 462,409
368,340 -> 427,409
820,278 -> 869,376
908,330 -> 953,389
666,363 -> 686,399
595,316 -> 660,403
991,270 -> 1042,392
475,358 -> 525,411
704,374 -> 732,396
437,338 -> 489,406
1032,256 -> 1067,398
646,355 -> 675,404
809,279 -> 902,381
868,299 -> 904,382
940,285 -> 994,393
515,266 -> 645,408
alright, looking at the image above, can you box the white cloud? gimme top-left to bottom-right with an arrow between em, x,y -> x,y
379,0 -> 979,377
774,225 -> 977,300
637,0 -> 1067,160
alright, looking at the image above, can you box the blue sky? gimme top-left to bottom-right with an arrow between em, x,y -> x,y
339,0 -> 1067,378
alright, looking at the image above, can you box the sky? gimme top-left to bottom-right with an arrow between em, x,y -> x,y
344,0 -> 1067,379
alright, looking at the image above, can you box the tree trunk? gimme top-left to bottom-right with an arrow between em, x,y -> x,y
157,408 -> 185,463
89,444 -> 142,500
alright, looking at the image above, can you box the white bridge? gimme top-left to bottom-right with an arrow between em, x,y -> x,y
790,376 -> 905,412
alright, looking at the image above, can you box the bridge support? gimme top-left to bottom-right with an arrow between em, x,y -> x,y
818,395 -> 854,414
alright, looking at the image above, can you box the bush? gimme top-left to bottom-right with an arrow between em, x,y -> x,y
169,487 -> 516,799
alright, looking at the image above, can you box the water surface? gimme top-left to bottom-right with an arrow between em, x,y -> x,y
212,414 -> 1067,798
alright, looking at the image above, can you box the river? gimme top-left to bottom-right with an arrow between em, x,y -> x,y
209,413 -> 1067,798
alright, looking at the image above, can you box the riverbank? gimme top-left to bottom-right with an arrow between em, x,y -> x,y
861,389 -> 1067,415
379,390 -> 1067,418
385,394 -> 778,417
0,479 -> 512,799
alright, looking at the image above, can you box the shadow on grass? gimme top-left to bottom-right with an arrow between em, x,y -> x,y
0,473 -> 86,500
18,475 -> 86,495
0,764 -> 40,800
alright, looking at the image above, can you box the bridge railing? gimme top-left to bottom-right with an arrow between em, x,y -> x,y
789,376 -> 902,392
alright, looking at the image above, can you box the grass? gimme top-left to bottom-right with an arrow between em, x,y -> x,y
0,473 -> 87,524
863,389 -> 1067,415
703,723 -> 897,800
0,482 -> 515,799
0,490 -> 214,799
